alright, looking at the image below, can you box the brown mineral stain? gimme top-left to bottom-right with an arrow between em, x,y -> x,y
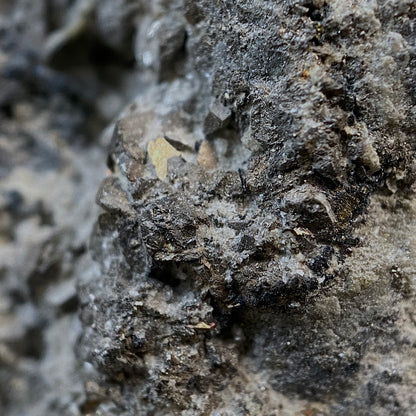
300,69 -> 310,79
301,408 -> 316,416
197,140 -> 217,170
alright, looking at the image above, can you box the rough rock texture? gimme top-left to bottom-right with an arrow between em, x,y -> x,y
1,0 -> 416,415
79,0 -> 416,415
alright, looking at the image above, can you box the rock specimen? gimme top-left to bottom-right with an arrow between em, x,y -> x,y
79,0 -> 416,415
0,0 -> 415,415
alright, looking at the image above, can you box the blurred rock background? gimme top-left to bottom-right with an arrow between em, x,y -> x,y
0,1 -> 141,414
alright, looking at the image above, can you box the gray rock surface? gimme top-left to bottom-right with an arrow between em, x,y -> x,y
1,0 -> 416,415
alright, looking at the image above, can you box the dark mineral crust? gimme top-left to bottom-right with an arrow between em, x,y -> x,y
1,0 -> 416,415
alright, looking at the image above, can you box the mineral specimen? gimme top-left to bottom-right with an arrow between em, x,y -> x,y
1,0 -> 415,415
79,0 -> 416,415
